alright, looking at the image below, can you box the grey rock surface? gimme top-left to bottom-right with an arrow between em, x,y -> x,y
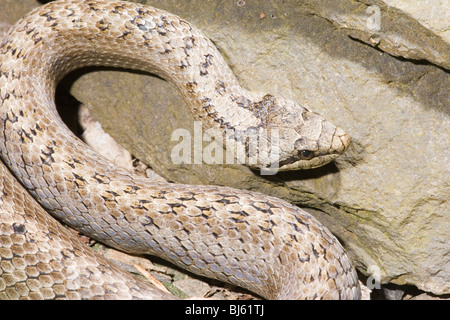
1,0 -> 449,296
307,0 -> 450,70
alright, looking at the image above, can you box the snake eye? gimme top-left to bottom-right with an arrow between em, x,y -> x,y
299,150 -> 314,160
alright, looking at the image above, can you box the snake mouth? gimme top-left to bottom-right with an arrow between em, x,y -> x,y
277,150 -> 316,168
275,128 -> 351,171
276,152 -> 339,171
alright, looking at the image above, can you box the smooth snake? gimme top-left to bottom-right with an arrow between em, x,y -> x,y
0,0 -> 360,300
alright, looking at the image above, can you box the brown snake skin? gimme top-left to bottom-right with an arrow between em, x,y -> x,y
0,0 -> 360,299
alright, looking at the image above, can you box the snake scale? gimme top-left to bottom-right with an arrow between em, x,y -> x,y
0,0 -> 360,299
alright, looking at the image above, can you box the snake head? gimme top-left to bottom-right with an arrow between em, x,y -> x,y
252,94 -> 350,171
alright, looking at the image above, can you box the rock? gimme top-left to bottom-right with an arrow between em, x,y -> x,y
172,278 -> 212,299
380,284 -> 405,300
407,292 -> 450,300
1,0 -> 448,297
305,0 -> 450,70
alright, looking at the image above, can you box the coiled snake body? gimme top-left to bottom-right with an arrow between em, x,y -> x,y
0,0 -> 360,299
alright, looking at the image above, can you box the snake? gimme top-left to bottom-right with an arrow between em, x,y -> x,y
0,0 -> 360,300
